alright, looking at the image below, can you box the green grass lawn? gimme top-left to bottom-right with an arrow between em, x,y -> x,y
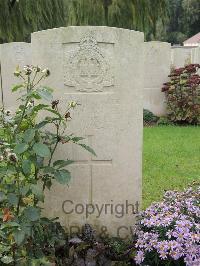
143,126 -> 200,209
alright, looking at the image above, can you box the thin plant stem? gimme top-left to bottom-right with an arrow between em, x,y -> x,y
13,98 -> 29,136
0,61 -> 5,112
32,75 -> 45,89
15,169 -> 21,216
48,122 -> 60,166
14,75 -> 32,135
31,70 -> 38,86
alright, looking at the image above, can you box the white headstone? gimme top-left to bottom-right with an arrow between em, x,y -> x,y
144,41 -> 171,116
31,26 -> 143,237
191,46 -> 200,64
0,42 -> 31,109
171,46 -> 194,68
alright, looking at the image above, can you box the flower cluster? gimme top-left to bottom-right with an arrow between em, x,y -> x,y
14,65 -> 50,77
134,186 -> 200,266
0,146 -> 18,163
162,64 -> 200,93
0,109 -> 15,125
161,64 -> 200,124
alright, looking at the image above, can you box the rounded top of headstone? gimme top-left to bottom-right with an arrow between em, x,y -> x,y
31,26 -> 144,48
171,45 -> 194,49
31,26 -> 144,40
144,41 -> 171,47
0,42 -> 30,46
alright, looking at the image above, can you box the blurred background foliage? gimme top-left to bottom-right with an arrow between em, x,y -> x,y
0,0 -> 199,44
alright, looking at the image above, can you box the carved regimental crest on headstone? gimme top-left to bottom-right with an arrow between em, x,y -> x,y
64,34 -> 114,92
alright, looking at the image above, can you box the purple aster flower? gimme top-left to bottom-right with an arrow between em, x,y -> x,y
135,250 -> 145,265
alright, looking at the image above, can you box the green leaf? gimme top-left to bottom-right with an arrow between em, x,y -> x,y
14,229 -> 25,245
35,120 -> 50,129
1,256 -> 14,264
22,160 -> 32,175
21,223 -> 32,237
35,118 -> 61,129
33,143 -> 50,157
0,244 -> 11,253
43,166 -> 55,174
31,257 -> 51,265
12,84 -> 24,92
23,129 -> 35,143
1,222 -> 20,230
14,143 -> 29,154
43,86 -> 53,93
44,108 -> 63,119
32,92 -> 42,99
32,104 -> 49,113
79,143 -> 96,156
53,160 -> 74,169
45,179 -> 52,190
24,207 -> 40,222
36,87 -> 53,101
8,193 -> 18,206
0,192 -> 6,202
72,136 -> 85,142
31,184 -> 44,202
60,135 -> 71,143
36,157 -> 44,168
54,169 -> 71,184
20,185 -> 30,196
7,222 -> 20,227
0,166 -> 7,173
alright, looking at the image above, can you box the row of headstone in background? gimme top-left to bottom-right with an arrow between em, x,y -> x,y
0,42 -> 31,109
144,43 -> 200,116
1,38 -> 200,116
171,45 -> 200,68
144,42 -> 171,116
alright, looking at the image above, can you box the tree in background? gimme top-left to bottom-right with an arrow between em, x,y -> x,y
65,0 -> 167,40
182,0 -> 200,37
1,0 -> 199,44
155,0 -> 200,44
0,0 -> 168,43
0,0 -> 65,43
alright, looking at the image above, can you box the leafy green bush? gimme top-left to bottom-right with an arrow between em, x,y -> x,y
157,116 -> 173,126
143,109 -> 158,126
162,64 -> 200,125
0,65 -> 95,265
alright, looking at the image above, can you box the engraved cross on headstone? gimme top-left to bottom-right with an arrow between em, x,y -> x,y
73,135 -> 112,203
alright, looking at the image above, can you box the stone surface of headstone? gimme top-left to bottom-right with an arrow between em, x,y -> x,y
192,46 -> 200,64
31,26 -> 143,237
144,41 -> 171,116
0,42 -> 31,110
171,46 -> 194,68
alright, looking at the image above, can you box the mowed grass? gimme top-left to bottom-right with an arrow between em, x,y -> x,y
143,126 -> 200,209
